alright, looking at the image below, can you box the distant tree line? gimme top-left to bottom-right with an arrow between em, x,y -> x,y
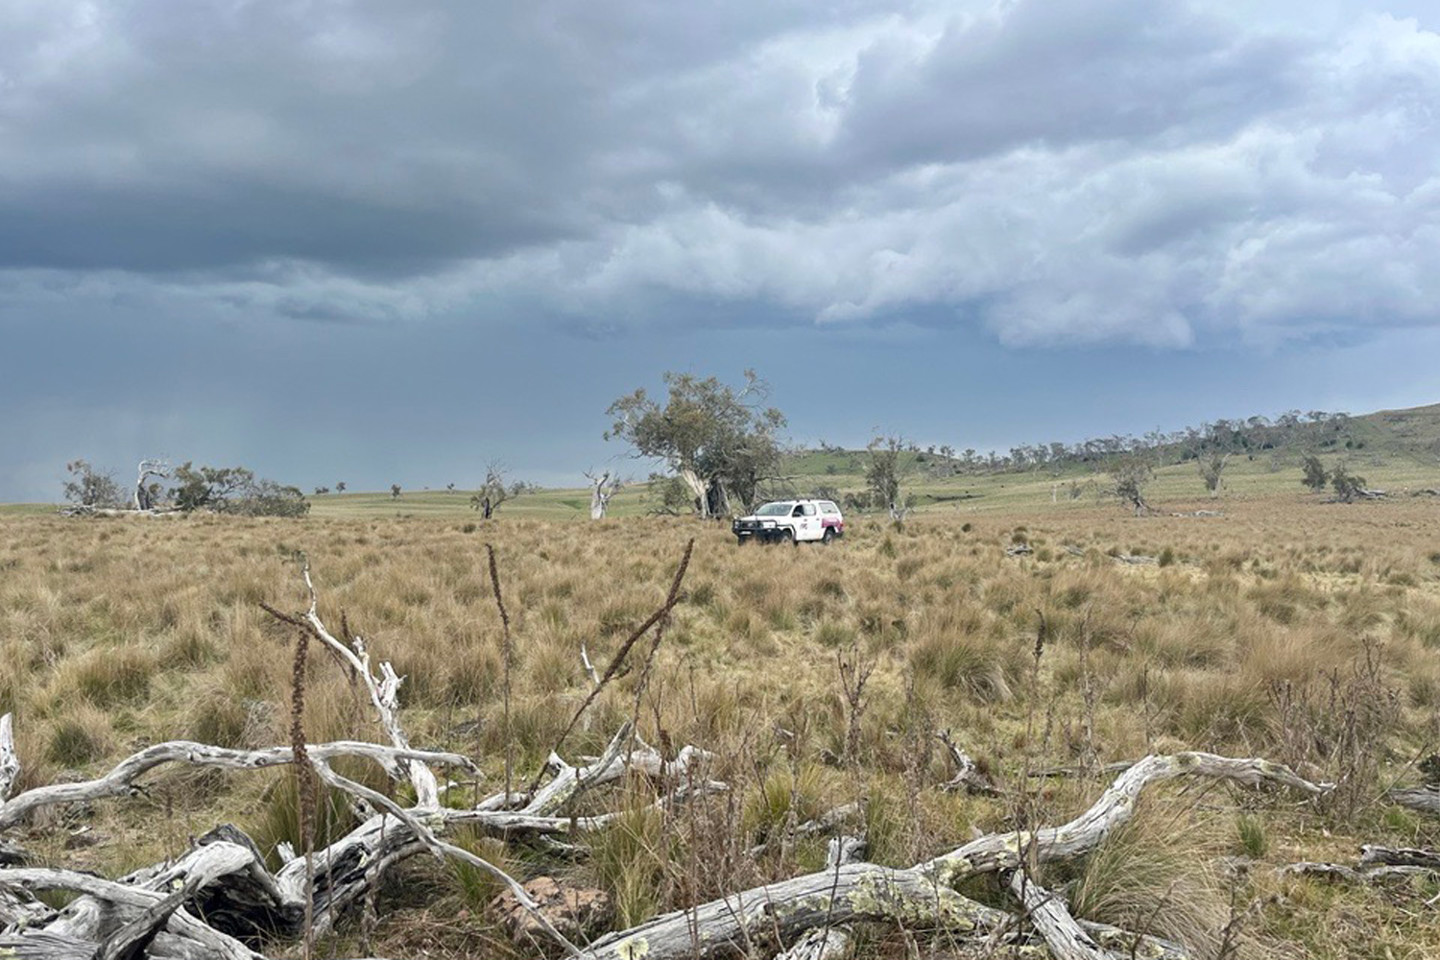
886,410 -> 1360,479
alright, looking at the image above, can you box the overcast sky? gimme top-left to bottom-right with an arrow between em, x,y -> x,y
3,0 -> 1439,501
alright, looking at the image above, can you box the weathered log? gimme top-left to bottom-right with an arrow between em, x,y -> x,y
1280,843 -> 1440,888
59,506 -> 185,518
95,873 -> 203,960
1387,784 -> 1440,815
0,929 -> 393,960
775,927 -> 850,960
584,861 -> 1006,960
918,753 -> 1329,886
0,863 -> 260,959
937,730 -> 1000,796
0,841 -> 29,868
1007,871 -> 1110,960
1359,844 -> 1440,871
0,714 -> 18,802
0,740 -> 475,830
581,752 -> 1324,960
774,835 -> 868,960
0,882 -> 52,929
524,723 -> 637,816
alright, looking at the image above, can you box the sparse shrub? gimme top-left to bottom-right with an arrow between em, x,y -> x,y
62,460 -> 124,510
1108,456 -> 1154,515
1331,463 -> 1367,503
1301,455 -> 1329,492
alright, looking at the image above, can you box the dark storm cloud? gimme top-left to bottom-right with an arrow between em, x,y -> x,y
2,0 -> 1439,343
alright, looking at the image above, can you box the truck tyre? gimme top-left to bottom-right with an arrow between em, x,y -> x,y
822,527 -> 835,545
783,528 -> 795,546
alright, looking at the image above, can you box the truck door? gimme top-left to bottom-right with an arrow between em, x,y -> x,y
799,502 -> 819,540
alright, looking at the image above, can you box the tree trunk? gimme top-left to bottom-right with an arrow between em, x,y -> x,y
588,472 -> 614,520
678,469 -> 709,519
706,479 -> 730,519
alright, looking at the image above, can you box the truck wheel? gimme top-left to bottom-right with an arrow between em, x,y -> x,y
822,528 -> 835,545
783,529 -> 796,546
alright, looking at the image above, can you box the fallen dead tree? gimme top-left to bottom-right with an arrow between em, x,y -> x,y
0,725 -> 1333,960
0,547 -> 711,960
0,549 -> 1338,960
58,505 -> 184,518
1387,783 -> 1440,815
579,754 -> 1331,960
1281,844 -> 1440,906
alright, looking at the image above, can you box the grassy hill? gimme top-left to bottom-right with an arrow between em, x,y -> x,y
307,402 -> 1440,521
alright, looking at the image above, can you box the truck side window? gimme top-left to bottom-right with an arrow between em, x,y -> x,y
803,504 -> 816,516
792,505 -> 805,517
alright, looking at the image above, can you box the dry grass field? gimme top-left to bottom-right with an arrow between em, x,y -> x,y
2,492 -> 1440,958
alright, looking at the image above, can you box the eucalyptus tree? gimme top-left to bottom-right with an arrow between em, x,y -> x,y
606,371 -> 786,519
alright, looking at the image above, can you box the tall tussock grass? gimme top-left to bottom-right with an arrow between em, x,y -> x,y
1064,806 -> 1230,958
2,496 -> 1440,956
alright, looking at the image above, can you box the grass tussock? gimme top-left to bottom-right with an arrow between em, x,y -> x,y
2,494 -> 1439,957
1066,805 -> 1230,958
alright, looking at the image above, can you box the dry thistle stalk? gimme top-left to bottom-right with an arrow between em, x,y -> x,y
486,543 -> 515,802
288,616 -> 317,960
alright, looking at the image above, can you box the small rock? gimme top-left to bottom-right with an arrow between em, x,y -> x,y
491,876 -> 613,946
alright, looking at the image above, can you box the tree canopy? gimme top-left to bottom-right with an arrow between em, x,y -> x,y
606,371 -> 786,518
170,462 -> 309,517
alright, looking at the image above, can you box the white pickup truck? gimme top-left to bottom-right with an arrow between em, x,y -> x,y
732,499 -> 845,546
